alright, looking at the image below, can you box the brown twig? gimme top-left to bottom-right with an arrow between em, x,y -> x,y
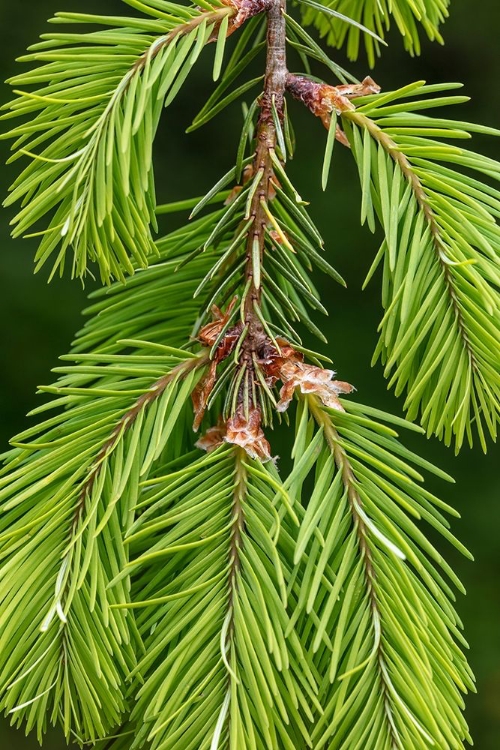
237,0 -> 288,410
244,0 -> 287,311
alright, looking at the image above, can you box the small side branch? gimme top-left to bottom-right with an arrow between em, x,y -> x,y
347,111 -> 478,373
131,7 -> 235,77
74,353 -> 208,527
286,71 -> 479,381
308,395 -> 402,749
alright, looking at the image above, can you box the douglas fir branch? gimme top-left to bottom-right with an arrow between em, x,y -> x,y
0,0 -> 498,749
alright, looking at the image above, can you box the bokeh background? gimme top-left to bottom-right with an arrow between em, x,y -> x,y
0,0 -> 498,747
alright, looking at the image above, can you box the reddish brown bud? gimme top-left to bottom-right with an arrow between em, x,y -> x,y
225,406 -> 272,462
192,360 -> 218,431
224,185 -> 243,204
198,298 -> 238,348
286,74 -> 355,119
285,74 -> 381,141
334,77 -> 381,99
196,420 -> 226,453
269,229 -> 286,245
258,337 -> 302,386
277,361 -> 355,412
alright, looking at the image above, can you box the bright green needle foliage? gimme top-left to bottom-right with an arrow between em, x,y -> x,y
122,448 -> 315,750
0,342 -> 203,742
288,397 -> 474,749
1,1 -> 234,282
0,0 -> 498,748
74,210 -> 231,354
0,221 -> 476,749
299,0 -> 450,65
341,83 -> 500,450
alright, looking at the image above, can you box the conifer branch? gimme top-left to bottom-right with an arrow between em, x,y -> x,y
308,395 -> 403,749
75,351 -> 208,525
1,1 -> 496,747
288,396 -> 473,748
348,110 -> 479,378
0,342 -> 207,740
1,4 -> 238,281
284,73 -> 500,447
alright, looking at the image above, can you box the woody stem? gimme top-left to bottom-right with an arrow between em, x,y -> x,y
240,0 -> 287,405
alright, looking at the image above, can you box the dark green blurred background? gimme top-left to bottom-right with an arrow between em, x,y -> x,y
0,0 -> 498,747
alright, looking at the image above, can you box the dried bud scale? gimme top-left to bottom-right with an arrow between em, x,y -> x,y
225,406 -> 272,461
194,300 -> 354,459
285,74 -> 381,145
